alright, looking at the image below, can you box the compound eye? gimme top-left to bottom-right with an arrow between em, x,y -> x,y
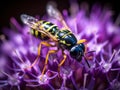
79,43 -> 85,51
70,46 -> 80,59
70,45 -> 84,61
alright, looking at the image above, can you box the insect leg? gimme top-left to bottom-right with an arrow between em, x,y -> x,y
41,50 -> 58,76
83,45 -> 93,68
58,51 -> 67,71
83,55 -> 91,68
29,41 -> 54,68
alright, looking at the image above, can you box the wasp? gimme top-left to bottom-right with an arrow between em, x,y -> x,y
20,4 -> 91,75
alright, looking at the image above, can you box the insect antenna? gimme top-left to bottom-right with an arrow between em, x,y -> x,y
83,55 -> 91,68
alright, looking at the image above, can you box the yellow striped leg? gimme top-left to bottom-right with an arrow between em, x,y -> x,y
41,50 -> 58,76
29,41 -> 54,68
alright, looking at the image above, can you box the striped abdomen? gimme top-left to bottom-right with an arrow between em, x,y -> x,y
39,20 -> 59,36
30,20 -> 59,40
30,29 -> 49,40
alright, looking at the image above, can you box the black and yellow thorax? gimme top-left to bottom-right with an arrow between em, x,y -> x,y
57,29 -> 77,50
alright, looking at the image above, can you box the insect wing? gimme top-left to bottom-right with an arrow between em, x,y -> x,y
20,14 -> 38,28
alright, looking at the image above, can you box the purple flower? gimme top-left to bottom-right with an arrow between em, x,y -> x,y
0,1 -> 120,90
24,70 -> 58,87
0,70 -> 23,90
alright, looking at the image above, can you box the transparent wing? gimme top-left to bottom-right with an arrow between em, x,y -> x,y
20,14 -> 38,28
46,2 -> 63,21
46,2 -> 71,31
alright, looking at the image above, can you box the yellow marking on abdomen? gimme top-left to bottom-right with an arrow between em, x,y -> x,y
42,21 -> 50,27
30,29 -> 34,35
35,30 -> 39,36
